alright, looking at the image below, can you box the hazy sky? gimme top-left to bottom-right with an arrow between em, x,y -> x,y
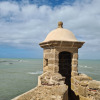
0,0 -> 100,59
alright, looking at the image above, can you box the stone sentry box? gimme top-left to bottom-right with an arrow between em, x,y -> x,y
39,22 -> 84,86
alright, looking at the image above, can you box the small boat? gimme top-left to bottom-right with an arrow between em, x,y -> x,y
9,63 -> 13,64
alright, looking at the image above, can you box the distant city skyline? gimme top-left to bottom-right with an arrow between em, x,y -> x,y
0,0 -> 100,59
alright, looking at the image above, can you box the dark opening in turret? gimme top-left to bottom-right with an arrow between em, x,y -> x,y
59,51 -> 72,99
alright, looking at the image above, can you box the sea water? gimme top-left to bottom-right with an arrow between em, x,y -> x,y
0,58 -> 100,100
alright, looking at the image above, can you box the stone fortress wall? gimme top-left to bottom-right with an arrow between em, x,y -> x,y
12,69 -> 100,100
12,72 -> 68,100
12,47 -> 100,100
12,22 -> 100,100
71,72 -> 100,100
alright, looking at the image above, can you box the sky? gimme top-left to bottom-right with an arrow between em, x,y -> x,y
0,0 -> 100,59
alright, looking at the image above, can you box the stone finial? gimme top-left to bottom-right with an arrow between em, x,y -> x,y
58,21 -> 63,28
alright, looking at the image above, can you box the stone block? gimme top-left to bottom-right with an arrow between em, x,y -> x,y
54,60 -> 59,64
43,66 -> 54,72
79,95 -> 92,100
39,72 -> 66,85
48,59 -> 58,65
61,42 -> 73,47
71,71 -> 78,76
50,54 -> 55,58
78,85 -> 86,96
55,53 -> 58,59
88,80 -> 100,89
56,47 -> 76,53
48,64 -> 54,67
51,49 -> 55,53
79,81 -> 88,87
73,53 -> 78,59
38,76 -> 42,86
72,60 -> 78,65
44,53 -> 55,59
71,83 -> 75,90
53,66 -> 59,73
71,48 -> 78,53
71,77 -> 75,84
95,95 -> 100,100
72,66 -> 78,71
75,75 -> 92,81
44,53 -> 49,58
86,87 -> 99,98
48,59 -> 55,64
44,49 -> 51,53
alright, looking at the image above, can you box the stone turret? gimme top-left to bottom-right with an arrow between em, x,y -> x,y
39,22 -> 85,99
39,21 -> 84,83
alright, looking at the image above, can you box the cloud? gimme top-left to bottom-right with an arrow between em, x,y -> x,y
0,0 -> 100,58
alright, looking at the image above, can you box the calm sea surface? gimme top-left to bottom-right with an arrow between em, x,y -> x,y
0,58 -> 100,100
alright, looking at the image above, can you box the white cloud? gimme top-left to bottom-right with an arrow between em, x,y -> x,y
0,0 -> 100,59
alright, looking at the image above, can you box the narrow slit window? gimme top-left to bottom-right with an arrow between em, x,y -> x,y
45,59 -> 48,66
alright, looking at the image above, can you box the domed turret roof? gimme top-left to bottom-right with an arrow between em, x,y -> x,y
43,22 -> 77,42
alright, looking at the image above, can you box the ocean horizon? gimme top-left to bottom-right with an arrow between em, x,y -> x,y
0,58 -> 100,100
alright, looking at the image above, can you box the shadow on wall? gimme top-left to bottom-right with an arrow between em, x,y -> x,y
69,90 -> 79,100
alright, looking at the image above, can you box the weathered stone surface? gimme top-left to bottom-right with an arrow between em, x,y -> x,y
53,66 -> 59,73
71,77 -> 75,84
56,47 -> 78,53
12,85 -> 68,100
88,80 -> 100,89
72,60 -> 78,65
71,71 -> 78,76
38,72 -> 65,86
60,42 -> 73,47
44,53 -> 55,59
72,66 -> 78,71
75,74 -> 92,81
48,59 -> 55,64
79,81 -> 89,87
78,85 -> 86,96
71,83 -> 75,90
48,59 -> 58,65
73,53 -> 78,59
55,53 -> 59,59
44,48 -> 51,53
71,74 -> 100,100
43,66 -> 53,72
95,94 -> 100,100
79,95 -> 92,100
87,90 -> 95,96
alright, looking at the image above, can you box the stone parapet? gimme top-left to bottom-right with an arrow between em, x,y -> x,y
71,73 -> 100,100
12,72 -> 68,100
12,85 -> 68,100
38,72 -> 65,86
